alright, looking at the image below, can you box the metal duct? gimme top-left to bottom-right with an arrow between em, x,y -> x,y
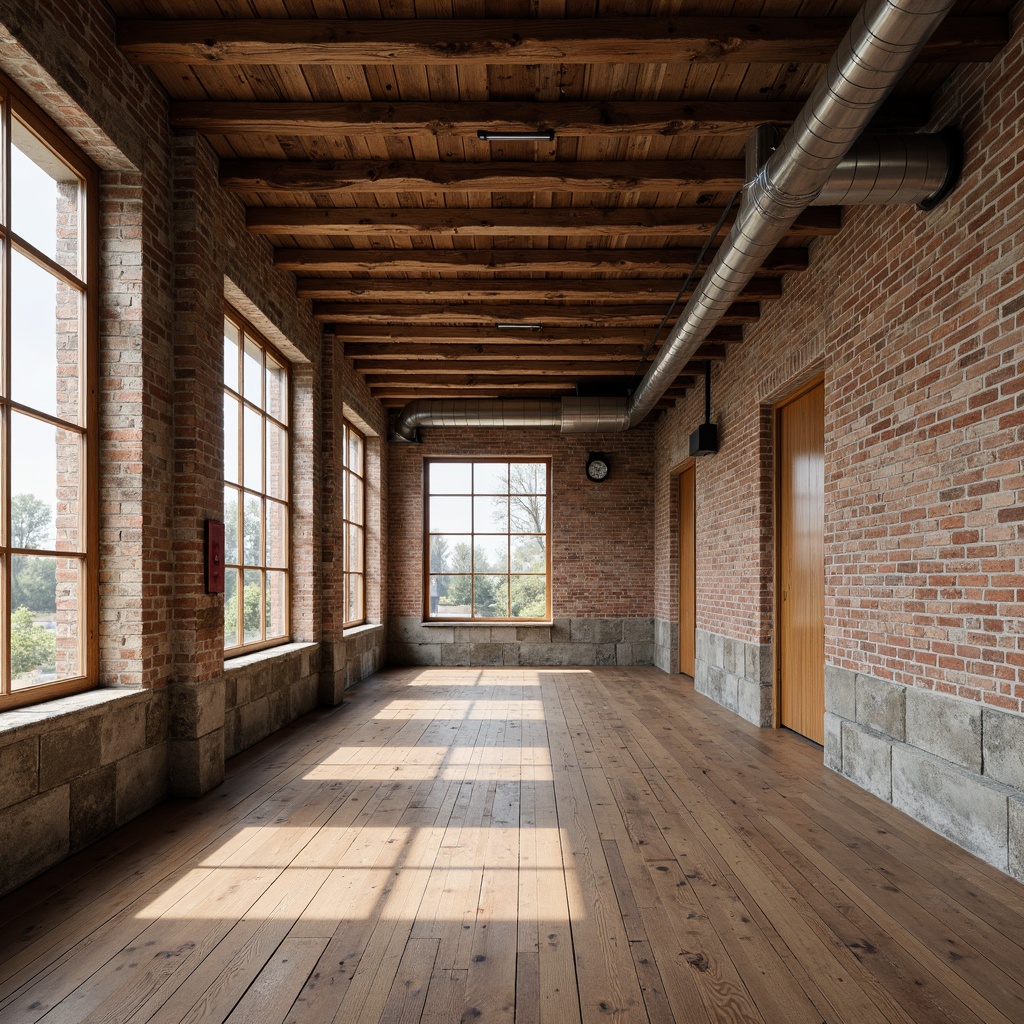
624,0 -> 959,427
391,0 -> 960,442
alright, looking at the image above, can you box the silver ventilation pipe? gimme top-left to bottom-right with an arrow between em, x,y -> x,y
392,0 -> 960,443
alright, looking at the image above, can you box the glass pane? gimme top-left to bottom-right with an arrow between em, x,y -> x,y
429,495 -> 471,534
266,571 -> 287,640
11,412 -> 81,550
475,496 -> 508,533
512,535 -> 546,573
242,495 -> 261,566
224,394 -> 240,484
429,462 -> 471,494
348,426 -> 363,472
510,463 -> 546,494
243,406 -> 262,490
242,569 -> 263,645
11,555 -> 81,688
266,421 -> 287,500
351,575 -> 364,624
347,523 -> 364,573
510,575 -> 547,619
224,486 -> 240,565
266,500 -> 287,569
474,575 -> 508,619
474,535 -> 508,572
243,336 -> 263,404
509,494 -> 546,534
11,252 -> 81,422
224,568 -> 240,647
474,463 -> 508,494
429,535 -> 471,574
11,117 -> 81,274
348,472 -> 364,526
432,575 -> 468,617
224,320 -> 240,393
265,353 -> 288,424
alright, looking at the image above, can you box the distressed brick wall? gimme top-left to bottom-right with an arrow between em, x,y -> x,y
655,5 -> 1024,718
387,425 -> 655,624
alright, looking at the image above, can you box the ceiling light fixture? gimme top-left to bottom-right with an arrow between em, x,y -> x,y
495,322 -> 543,330
477,129 -> 555,142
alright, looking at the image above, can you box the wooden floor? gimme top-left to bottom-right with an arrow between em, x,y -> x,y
3,667 -> 1024,1024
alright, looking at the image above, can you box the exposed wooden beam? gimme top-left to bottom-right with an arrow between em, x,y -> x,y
343,342 -> 728,361
221,159 -> 744,195
280,248 -> 806,273
176,98 -> 930,138
298,277 -> 783,302
255,206 -> 841,240
332,326 -> 744,344
119,17 -> 1006,66
367,377 -> 696,392
377,395 -> 682,409
314,301 -> 759,325
362,360 -> 671,376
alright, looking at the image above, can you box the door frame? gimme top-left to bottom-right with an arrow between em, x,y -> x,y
772,373 -> 825,731
671,458 -> 696,676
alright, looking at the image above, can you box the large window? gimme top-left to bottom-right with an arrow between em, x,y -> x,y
1,78 -> 97,710
342,420 -> 365,628
223,309 -> 290,654
425,460 -> 549,621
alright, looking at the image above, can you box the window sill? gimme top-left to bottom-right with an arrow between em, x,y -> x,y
421,621 -> 553,628
0,687 -> 148,739
343,623 -> 384,639
224,641 -> 318,673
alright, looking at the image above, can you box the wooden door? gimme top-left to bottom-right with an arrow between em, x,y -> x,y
777,381 -> 825,743
679,464 -> 695,676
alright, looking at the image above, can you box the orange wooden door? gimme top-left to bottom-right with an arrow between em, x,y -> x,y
777,381 -> 825,743
679,464 -> 695,676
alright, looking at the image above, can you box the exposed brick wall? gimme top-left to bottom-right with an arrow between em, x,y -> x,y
655,5 -> 1024,715
388,426 -> 655,622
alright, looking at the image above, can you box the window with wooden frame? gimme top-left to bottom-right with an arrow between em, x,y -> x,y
342,420 -> 366,628
425,459 -> 550,622
0,76 -> 98,711
223,309 -> 290,654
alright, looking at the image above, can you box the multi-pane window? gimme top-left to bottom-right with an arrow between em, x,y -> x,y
426,460 -> 549,621
342,420 -> 365,628
223,310 -> 290,653
1,79 -> 97,710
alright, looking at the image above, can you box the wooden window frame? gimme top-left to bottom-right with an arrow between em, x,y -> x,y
342,419 -> 366,629
0,72 -> 99,711
223,306 -> 292,656
423,458 -> 551,623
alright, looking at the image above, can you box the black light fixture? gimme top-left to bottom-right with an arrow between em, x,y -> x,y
477,129 -> 555,142
688,362 -> 719,456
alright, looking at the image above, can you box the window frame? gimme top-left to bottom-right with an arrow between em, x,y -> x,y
341,419 -> 366,629
222,305 -> 292,656
0,72 -> 99,711
423,457 -> 551,623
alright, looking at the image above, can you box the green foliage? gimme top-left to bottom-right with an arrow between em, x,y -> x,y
10,495 -> 58,615
224,579 -> 264,645
11,494 -> 53,548
10,606 -> 56,678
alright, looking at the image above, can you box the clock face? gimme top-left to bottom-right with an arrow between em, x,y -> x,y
587,458 -> 609,481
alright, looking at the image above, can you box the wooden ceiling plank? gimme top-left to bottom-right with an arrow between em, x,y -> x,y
332,325 -> 745,343
220,158 -> 745,193
252,205 -> 841,237
279,247 -> 807,272
342,341 -> 727,359
314,300 -> 760,323
298,276 -> 784,300
118,17 -> 1007,66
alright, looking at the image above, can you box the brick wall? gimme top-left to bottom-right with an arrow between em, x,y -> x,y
387,425 -> 655,665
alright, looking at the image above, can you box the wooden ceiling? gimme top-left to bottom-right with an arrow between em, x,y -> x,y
112,1 -> 1009,413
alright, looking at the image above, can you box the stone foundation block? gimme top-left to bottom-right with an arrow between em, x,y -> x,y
40,718 -> 102,791
0,786 -> 70,896
824,665 -> 857,720
841,722 -> 892,802
0,736 -> 39,811
169,678 -> 225,740
823,712 -> 843,772
170,730 -> 225,798
905,688 -> 981,773
856,673 -> 906,740
982,708 -> 1024,791
1010,796 -> 1024,882
101,700 -> 147,765
892,745 -> 1008,870
116,743 -> 168,826
70,765 -> 116,851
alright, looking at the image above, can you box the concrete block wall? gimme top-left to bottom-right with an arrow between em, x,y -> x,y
825,666 -> 1024,880
388,617 -> 654,668
694,630 -> 773,727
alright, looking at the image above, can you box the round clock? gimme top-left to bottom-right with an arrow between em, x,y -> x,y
586,453 -> 610,482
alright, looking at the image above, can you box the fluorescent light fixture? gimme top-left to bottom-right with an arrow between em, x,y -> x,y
477,129 -> 555,142
495,323 -> 543,330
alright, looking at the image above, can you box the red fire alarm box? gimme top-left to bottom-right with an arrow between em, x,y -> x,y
205,519 -> 226,594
